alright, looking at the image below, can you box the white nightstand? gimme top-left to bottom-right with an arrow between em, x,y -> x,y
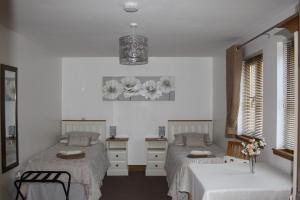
145,137 -> 168,176
106,137 -> 129,176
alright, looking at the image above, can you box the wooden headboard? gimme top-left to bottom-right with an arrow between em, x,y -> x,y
167,120 -> 213,143
61,120 -> 106,142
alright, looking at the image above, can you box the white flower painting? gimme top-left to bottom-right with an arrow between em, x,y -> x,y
121,77 -> 142,98
140,80 -> 162,100
102,76 -> 175,101
158,76 -> 175,94
103,80 -> 123,100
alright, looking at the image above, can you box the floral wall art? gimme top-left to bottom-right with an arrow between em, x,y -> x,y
102,76 -> 175,101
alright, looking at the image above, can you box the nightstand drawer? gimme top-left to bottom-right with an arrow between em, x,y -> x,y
110,161 -> 127,169
109,151 -> 126,161
147,151 -> 165,161
108,141 -> 127,149
147,161 -> 165,169
147,141 -> 166,149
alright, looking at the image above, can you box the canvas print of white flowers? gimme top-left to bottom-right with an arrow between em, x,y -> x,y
103,80 -> 123,100
102,76 -> 175,101
140,80 -> 162,100
121,77 -> 142,98
158,76 -> 175,94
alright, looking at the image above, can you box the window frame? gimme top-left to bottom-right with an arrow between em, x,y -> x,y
238,54 -> 264,140
274,39 -> 296,160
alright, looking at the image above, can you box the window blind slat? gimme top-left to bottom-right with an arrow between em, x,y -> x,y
283,40 -> 296,150
241,54 -> 263,139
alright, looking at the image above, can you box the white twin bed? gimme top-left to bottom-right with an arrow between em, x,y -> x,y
165,120 -> 225,200
21,120 -> 110,200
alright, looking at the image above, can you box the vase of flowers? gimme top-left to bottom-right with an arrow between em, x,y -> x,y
241,138 -> 266,173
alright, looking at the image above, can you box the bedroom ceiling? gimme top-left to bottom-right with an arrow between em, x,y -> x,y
2,0 -> 297,57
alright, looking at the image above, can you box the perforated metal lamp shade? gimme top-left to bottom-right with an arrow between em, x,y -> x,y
119,34 -> 148,65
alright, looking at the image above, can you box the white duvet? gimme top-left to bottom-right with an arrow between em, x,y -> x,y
21,142 -> 110,200
165,144 -> 225,200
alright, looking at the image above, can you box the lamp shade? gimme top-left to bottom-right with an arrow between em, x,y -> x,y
159,126 -> 165,138
119,35 -> 148,65
109,126 -> 117,138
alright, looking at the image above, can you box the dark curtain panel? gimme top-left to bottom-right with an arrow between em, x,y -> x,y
225,45 -> 243,138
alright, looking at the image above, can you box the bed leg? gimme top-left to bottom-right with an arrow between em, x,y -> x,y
188,193 -> 192,200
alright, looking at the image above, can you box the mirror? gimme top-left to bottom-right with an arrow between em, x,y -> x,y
1,64 -> 18,173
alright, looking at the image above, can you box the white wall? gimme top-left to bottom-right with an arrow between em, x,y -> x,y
212,53 -> 227,149
62,57 -> 213,164
0,25 -> 62,199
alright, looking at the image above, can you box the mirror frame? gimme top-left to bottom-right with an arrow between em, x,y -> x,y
1,64 -> 18,173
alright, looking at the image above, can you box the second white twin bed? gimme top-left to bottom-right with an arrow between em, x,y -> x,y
165,120 -> 225,200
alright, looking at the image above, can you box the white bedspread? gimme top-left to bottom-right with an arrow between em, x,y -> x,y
165,144 -> 225,200
22,142 -> 110,200
187,162 -> 292,200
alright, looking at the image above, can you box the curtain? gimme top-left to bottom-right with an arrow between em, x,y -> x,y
225,45 -> 243,137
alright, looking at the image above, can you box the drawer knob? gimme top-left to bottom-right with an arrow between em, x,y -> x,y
155,155 -> 158,158
116,155 -> 119,158
155,164 -> 158,168
116,164 -> 119,167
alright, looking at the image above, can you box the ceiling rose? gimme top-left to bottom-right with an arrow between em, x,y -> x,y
123,2 -> 139,13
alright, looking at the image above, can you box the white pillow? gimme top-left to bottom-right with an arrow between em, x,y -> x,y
60,138 -> 99,145
59,139 -> 68,144
68,135 -> 91,147
174,134 -> 185,146
185,134 -> 207,147
90,140 -> 99,145
175,132 -> 211,146
65,131 -> 100,141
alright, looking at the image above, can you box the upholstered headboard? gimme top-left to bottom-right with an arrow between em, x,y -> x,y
167,120 -> 213,143
61,120 -> 106,142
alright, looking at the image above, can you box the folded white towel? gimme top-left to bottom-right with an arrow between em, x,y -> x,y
59,150 -> 83,155
190,150 -> 212,156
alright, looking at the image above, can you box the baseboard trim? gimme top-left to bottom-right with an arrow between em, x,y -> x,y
128,165 -> 146,172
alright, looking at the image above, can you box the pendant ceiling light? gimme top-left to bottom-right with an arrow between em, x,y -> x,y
119,2 -> 148,65
119,23 -> 148,65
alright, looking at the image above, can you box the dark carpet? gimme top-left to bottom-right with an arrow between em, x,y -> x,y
100,172 -> 172,200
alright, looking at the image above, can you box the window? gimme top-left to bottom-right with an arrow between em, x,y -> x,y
281,40 -> 296,150
239,54 -> 263,139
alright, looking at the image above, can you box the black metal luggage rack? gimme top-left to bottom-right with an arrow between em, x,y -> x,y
15,171 -> 71,200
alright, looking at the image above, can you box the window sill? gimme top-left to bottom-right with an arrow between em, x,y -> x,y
235,135 -> 255,143
272,148 -> 294,161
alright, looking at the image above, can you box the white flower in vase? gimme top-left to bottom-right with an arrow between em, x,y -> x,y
241,138 -> 266,157
120,77 -> 142,98
140,80 -> 162,100
103,80 -> 123,100
158,76 -> 175,94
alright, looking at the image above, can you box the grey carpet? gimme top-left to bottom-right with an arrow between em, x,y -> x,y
100,172 -> 172,200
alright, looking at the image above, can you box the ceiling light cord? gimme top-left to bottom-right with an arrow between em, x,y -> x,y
130,22 -> 138,36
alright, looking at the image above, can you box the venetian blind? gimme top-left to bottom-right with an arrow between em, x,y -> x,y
241,54 -> 263,139
283,40 -> 296,150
